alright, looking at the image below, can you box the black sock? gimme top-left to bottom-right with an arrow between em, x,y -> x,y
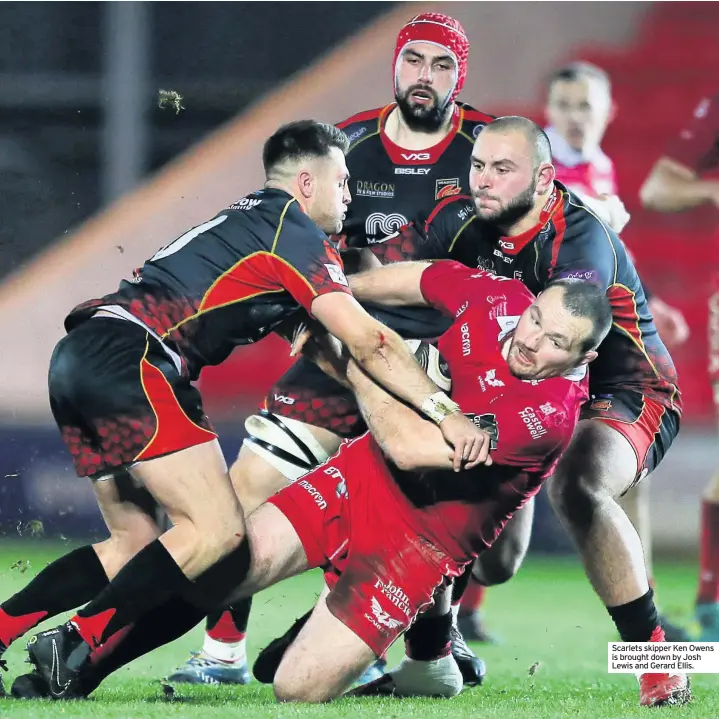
82,596 -> 207,695
73,539 -> 192,648
185,538 -> 252,612
404,611 -> 453,660
206,598 -> 253,639
450,562 -> 475,605
607,589 -> 659,642
0,545 -> 108,648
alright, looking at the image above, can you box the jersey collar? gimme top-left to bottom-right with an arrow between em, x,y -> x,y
379,103 -> 461,165
494,184 -> 563,256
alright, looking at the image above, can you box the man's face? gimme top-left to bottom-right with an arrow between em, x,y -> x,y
395,41 -> 456,131
507,286 -> 595,380
469,130 -> 541,226
307,147 -> 351,234
545,77 -> 613,153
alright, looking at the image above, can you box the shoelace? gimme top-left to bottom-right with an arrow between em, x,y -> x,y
184,652 -> 221,668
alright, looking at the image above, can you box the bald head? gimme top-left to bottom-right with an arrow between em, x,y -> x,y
479,116 -> 553,170
469,115 -> 556,231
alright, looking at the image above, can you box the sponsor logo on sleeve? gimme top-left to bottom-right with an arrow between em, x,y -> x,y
325,264 -> 349,286
557,268 -> 599,282
347,126 -> 368,143
460,322 -> 471,356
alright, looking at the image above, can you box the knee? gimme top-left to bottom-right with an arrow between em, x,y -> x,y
273,675 -> 325,704
475,539 -> 524,586
204,510 -> 245,556
183,503 -> 245,562
547,463 -> 606,526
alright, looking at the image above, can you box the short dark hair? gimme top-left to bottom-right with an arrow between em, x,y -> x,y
548,62 -> 611,95
480,116 -> 552,169
549,278 -> 612,352
262,120 -> 350,175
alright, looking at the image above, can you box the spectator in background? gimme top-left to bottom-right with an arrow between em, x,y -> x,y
641,89 -> 719,641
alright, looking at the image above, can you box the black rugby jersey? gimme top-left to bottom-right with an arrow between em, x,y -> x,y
66,189 -> 351,379
337,102 -> 493,260
402,183 -> 682,413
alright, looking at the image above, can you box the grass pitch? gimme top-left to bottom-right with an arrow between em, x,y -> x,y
0,541 -> 714,718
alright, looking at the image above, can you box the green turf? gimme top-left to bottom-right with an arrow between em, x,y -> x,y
0,541 -> 714,718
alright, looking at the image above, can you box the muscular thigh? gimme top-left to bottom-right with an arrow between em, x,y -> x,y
229,502 -> 309,601
575,391 -> 679,494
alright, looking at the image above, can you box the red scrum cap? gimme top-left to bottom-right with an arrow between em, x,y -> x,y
393,13 -> 470,107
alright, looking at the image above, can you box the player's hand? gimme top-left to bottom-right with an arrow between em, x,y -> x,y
598,194 -> 631,233
297,327 -> 351,385
439,412 -> 493,471
649,297 -> 690,348
289,321 -> 311,357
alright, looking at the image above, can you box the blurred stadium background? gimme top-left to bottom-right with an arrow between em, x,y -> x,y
0,0 -> 716,562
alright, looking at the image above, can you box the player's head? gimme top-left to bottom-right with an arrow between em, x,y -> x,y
506,279 -> 612,380
470,116 -> 555,228
393,13 -> 469,132
545,62 -> 615,153
263,120 -> 351,234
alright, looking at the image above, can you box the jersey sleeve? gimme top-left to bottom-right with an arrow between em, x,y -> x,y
664,92 -> 719,174
420,261 -> 532,317
270,205 -> 352,313
545,209 -> 618,291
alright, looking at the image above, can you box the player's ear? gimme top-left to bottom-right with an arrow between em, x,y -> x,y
535,163 -> 556,194
297,169 -> 315,201
607,99 -> 618,126
580,349 -> 598,366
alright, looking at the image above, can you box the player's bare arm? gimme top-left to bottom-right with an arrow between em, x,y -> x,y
311,291 -> 484,470
346,359 -> 492,472
640,156 -> 719,212
347,260 -> 433,306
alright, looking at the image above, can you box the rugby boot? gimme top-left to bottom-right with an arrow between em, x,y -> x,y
638,627 -> 692,707
253,610 -> 311,683
450,623 -> 486,686
26,622 -> 90,699
166,651 -> 251,685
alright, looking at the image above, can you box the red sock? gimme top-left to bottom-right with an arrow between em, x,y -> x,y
457,579 -> 486,616
697,499 -> 719,604
207,610 -> 245,644
0,608 -> 48,649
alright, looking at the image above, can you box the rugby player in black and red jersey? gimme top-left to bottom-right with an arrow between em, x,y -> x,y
0,120 -> 491,699
169,12 -> 494,688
